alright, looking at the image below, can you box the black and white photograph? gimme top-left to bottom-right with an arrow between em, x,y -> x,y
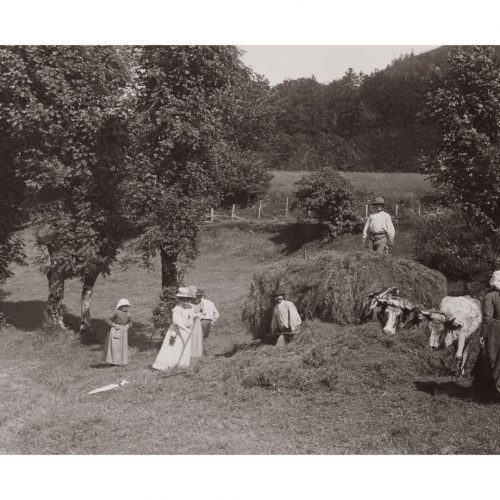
1,1 -> 500,498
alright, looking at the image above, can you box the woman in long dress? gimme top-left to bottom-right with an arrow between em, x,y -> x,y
103,298 -> 131,366
474,271 -> 500,397
152,287 -> 198,370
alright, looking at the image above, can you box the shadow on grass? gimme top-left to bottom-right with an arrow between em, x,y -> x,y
216,340 -> 262,358
270,223 -> 324,255
0,299 -> 155,352
414,380 -> 470,400
0,299 -> 46,330
89,363 -> 115,369
64,312 -> 155,352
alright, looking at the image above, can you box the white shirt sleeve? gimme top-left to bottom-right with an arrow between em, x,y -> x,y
384,213 -> 395,242
212,303 -> 219,322
201,299 -> 219,322
288,302 -> 302,331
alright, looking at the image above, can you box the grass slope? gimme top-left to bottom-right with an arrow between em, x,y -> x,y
1,225 -> 499,454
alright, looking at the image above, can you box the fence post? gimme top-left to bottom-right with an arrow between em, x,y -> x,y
365,204 -> 368,218
210,208 -> 214,223
285,197 -> 289,219
418,205 -> 421,216
231,204 -> 235,220
258,200 -> 262,220
395,204 -> 399,225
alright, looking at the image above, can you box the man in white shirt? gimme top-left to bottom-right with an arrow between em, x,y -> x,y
362,197 -> 395,254
196,290 -> 219,345
270,290 -> 302,346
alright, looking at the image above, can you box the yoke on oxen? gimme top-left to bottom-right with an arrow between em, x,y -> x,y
360,287 -> 399,323
360,287 -> 415,334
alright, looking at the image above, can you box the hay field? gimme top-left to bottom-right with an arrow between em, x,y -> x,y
1,225 -> 500,454
270,170 -> 435,203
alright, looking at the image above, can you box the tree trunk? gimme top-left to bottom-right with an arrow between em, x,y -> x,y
45,266 -> 66,329
80,271 -> 99,337
160,249 -> 179,289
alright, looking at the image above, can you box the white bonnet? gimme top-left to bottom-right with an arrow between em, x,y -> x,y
490,271 -> 500,290
116,298 -> 131,309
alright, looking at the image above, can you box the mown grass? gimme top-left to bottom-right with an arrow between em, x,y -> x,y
1,224 -> 499,454
270,170 -> 436,205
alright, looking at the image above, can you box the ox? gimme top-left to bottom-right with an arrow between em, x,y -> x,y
404,296 -> 482,374
360,287 -> 414,335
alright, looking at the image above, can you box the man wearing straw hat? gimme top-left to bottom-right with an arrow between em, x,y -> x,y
362,197 -> 395,254
270,289 -> 302,346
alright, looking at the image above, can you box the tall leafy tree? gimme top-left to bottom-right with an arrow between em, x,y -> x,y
0,51 -> 31,286
130,45 -> 273,292
424,46 -> 500,230
0,145 -> 25,285
0,46 -> 131,331
216,72 -> 276,205
324,68 -> 366,137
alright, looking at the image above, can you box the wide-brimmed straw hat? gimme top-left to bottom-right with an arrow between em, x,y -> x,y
176,287 -> 196,298
271,289 -> 285,297
490,271 -> 500,290
371,197 -> 385,205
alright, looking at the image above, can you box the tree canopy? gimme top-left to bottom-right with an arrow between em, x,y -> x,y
424,45 -> 500,230
130,45 -> 275,288
0,46 -> 131,328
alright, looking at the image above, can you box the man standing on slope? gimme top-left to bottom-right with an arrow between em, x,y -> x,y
196,289 -> 219,355
270,290 -> 302,346
362,197 -> 395,254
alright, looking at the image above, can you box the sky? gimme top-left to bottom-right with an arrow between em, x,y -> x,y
239,46 -> 440,86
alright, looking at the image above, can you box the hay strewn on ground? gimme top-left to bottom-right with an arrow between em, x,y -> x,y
2,225 -> 500,454
242,250 -> 446,338
218,320 -> 454,394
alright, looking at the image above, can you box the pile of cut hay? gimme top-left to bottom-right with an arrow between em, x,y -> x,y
242,250 -> 446,339
216,320 -> 455,394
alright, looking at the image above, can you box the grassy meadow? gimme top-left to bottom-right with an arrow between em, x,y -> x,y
1,217 -> 500,454
270,170 -> 436,204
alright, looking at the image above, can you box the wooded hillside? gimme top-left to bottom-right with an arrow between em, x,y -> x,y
266,46 -> 500,172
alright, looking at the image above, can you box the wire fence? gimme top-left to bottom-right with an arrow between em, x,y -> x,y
203,198 -> 446,225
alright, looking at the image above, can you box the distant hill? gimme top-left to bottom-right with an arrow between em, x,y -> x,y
266,45 -> 498,172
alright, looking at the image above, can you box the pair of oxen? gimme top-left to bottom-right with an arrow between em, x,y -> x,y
360,287 -> 483,375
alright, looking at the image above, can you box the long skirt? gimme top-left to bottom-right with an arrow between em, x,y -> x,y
190,319 -> 203,359
103,325 -> 129,365
474,319 -> 500,394
152,324 -> 192,370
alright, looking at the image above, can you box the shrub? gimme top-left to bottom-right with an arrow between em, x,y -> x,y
242,250 -> 446,339
295,168 -> 363,238
414,208 -> 498,285
151,286 -> 178,331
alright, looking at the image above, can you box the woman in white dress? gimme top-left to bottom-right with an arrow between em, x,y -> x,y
152,287 -> 198,370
